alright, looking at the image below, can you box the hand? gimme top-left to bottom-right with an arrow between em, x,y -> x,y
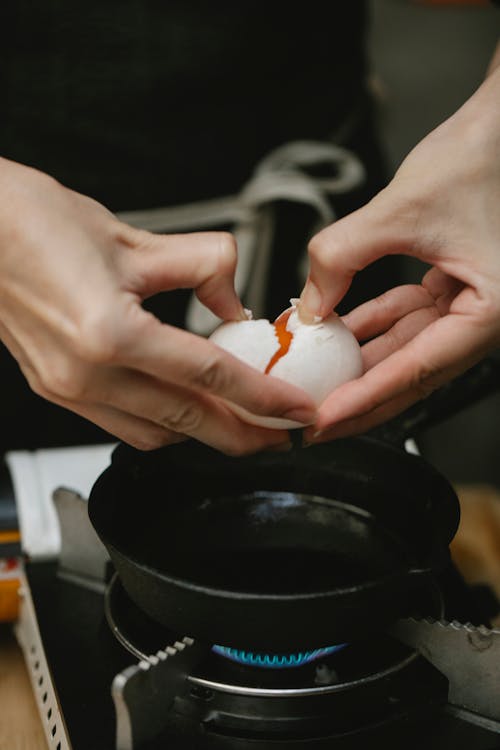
0,159 -> 316,454
298,64 -> 500,443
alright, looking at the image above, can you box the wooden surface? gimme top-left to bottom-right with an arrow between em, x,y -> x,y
0,483 -> 499,750
0,625 -> 46,750
450,483 -> 500,610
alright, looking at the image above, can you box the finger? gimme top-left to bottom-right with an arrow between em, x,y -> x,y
45,397 -> 185,452
360,305 -> 441,371
305,389 -> 424,444
422,267 -> 465,315
0,320 -> 29,366
298,196 -> 416,320
341,284 -> 435,342
17,354 -> 184,451
124,229 -> 246,321
123,314 -> 317,425
90,367 -> 293,456
308,306 -> 491,434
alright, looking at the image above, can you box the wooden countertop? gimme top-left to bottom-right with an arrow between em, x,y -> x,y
1,482 -> 499,750
0,625 -> 46,750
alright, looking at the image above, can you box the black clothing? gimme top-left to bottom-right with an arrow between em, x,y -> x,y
3,2 -> 370,210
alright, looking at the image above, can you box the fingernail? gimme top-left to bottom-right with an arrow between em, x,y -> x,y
301,428 -> 328,447
299,282 -> 322,321
303,432 -> 331,448
281,407 -> 317,425
306,426 -> 345,445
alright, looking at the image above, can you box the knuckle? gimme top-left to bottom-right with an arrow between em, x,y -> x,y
373,290 -> 394,312
220,435 -> 261,458
72,315 -> 123,365
221,442 -> 249,458
129,227 -> 157,252
38,360 -> 89,401
158,403 -> 203,433
307,234 -> 328,264
128,432 -> 170,452
191,355 -> 228,392
307,232 -> 343,273
215,232 -> 238,274
24,369 -> 52,401
412,363 -> 442,399
71,298 -> 148,365
476,294 -> 500,324
361,395 -> 386,416
382,324 -> 407,353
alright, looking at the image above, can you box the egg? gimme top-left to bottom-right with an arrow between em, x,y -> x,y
209,300 -> 363,429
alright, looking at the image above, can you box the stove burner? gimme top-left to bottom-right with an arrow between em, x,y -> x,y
211,643 -> 346,668
104,573 -> 352,668
103,571 -> 452,745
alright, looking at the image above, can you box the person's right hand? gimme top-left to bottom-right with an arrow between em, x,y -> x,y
298,61 -> 500,442
0,158 -> 316,454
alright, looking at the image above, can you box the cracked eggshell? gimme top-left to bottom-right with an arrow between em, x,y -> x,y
209,319 -> 278,373
209,306 -> 363,430
209,318 -> 292,428
271,309 -> 363,404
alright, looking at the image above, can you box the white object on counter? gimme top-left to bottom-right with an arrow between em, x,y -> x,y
5,443 -> 115,560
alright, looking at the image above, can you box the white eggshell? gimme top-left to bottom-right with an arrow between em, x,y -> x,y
271,310 -> 363,404
209,305 -> 363,429
209,319 -> 278,372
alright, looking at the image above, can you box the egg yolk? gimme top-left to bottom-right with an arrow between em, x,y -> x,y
265,309 -> 293,374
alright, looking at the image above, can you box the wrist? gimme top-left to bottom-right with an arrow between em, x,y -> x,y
486,40 -> 500,76
453,65 -> 500,161
0,158 -> 60,233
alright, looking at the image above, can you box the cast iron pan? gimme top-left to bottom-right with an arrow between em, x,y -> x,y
88,358 -> 500,651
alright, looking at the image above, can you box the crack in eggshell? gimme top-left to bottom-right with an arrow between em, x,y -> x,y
265,309 -> 294,374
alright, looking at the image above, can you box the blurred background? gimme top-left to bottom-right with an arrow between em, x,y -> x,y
368,0 -> 500,487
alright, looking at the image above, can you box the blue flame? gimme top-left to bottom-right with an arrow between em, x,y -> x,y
212,644 -> 346,669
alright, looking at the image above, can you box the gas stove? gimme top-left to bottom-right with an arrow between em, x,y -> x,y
5,445 -> 500,750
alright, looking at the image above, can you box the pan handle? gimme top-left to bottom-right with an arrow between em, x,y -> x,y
368,356 -> 500,447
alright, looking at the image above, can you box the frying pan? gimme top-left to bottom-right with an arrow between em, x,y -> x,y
88,358 -> 500,651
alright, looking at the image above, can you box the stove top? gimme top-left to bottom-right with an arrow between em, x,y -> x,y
17,558 -> 500,750
103,573 -> 448,745
8,460 -> 500,750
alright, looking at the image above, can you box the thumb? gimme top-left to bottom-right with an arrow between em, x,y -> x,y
298,194 -> 416,321
124,228 -> 247,322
